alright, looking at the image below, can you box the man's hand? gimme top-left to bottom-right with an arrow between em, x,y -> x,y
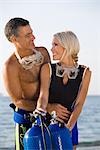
47,103 -> 71,123
33,108 -> 51,126
33,108 -> 47,117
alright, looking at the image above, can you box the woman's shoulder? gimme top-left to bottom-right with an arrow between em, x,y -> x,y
79,64 -> 92,77
79,64 -> 91,71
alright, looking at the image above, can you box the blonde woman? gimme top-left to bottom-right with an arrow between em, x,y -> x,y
47,31 -> 91,150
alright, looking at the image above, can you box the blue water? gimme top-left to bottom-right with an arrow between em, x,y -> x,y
0,95 -> 100,149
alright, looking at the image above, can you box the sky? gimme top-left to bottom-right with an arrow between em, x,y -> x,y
0,0 -> 100,95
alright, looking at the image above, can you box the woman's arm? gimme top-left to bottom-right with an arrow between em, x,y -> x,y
66,67 -> 92,131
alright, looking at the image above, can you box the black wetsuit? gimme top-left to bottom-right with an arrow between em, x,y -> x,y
49,63 -> 85,145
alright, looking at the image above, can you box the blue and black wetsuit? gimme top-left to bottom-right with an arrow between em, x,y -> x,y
15,108 -> 32,150
10,103 -> 33,150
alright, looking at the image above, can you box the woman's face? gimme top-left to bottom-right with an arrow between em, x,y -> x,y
51,37 -> 65,60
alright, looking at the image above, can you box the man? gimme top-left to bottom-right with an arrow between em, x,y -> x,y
3,17 -> 51,149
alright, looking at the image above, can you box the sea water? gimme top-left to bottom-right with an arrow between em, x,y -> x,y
0,95 -> 100,149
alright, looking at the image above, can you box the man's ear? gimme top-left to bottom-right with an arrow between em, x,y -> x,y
10,35 -> 17,43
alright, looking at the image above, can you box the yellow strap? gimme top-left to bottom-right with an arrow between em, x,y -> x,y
15,123 -> 20,150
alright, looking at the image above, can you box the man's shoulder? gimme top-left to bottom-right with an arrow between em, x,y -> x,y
3,53 -> 17,71
36,46 -> 48,53
36,46 -> 51,63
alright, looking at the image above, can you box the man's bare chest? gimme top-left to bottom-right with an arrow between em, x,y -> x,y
19,66 -> 40,83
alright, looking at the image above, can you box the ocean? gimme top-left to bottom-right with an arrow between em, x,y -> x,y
0,95 -> 100,149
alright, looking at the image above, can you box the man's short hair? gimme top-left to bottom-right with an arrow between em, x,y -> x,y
4,17 -> 29,41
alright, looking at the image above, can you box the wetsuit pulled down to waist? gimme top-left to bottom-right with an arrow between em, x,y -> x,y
10,103 -> 33,150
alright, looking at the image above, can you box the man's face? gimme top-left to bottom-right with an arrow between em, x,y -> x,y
14,25 -> 35,50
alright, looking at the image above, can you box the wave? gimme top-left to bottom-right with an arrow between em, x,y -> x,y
0,148 -> 14,150
78,140 -> 100,147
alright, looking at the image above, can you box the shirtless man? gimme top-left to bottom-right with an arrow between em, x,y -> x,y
3,17 -> 51,149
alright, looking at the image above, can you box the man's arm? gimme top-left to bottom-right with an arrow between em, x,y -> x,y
3,61 -> 36,111
47,103 -> 71,122
36,63 -> 51,112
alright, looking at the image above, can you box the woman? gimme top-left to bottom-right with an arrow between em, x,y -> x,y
47,31 -> 91,149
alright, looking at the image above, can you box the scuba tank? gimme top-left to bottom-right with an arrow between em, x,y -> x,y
48,111 -> 73,150
23,113 -> 52,150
